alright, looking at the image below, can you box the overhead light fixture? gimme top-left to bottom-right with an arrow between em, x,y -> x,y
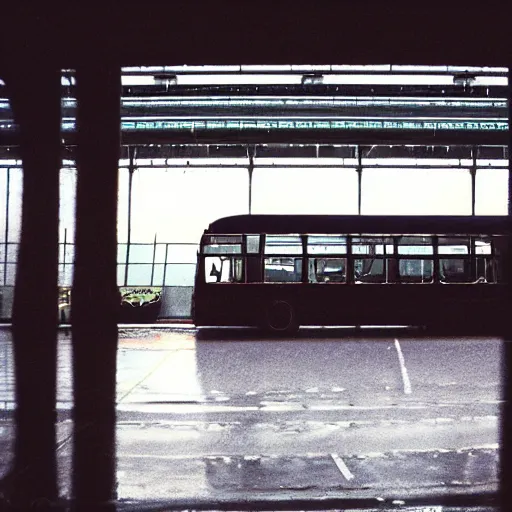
301,73 -> 324,85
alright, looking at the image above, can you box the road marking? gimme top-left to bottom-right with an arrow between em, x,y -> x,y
394,338 -> 412,394
330,453 -> 354,481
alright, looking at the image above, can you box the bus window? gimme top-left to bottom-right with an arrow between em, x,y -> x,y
203,235 -> 242,255
475,256 -> 498,283
354,258 -> 388,283
307,235 -> 347,255
352,237 -> 393,255
264,257 -> 302,282
474,237 -> 492,255
309,258 -> 346,283
265,235 -> 302,255
246,235 -> 260,253
439,258 -> 472,283
399,259 -> 433,283
438,237 -> 471,283
398,236 -> 433,255
205,256 -> 244,283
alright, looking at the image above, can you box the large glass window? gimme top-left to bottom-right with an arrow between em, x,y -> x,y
252,167 -> 358,214
361,168 -> 472,215
130,167 -> 248,244
475,168 -> 508,215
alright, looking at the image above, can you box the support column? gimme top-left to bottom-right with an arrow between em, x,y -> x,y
356,145 -> 362,215
124,146 -> 136,286
470,146 -> 477,216
501,65 -> 512,511
1,64 -> 60,508
4,167 -> 10,286
72,63 -> 121,511
248,145 -> 255,214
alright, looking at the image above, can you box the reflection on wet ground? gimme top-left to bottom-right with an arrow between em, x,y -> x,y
0,327 -> 503,504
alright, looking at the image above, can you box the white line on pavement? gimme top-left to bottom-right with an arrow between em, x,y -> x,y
394,338 -> 412,395
330,453 -> 354,480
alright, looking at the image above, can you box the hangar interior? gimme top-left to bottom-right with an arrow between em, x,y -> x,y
0,65 -> 508,319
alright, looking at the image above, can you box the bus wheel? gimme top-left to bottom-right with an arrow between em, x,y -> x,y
265,300 -> 299,335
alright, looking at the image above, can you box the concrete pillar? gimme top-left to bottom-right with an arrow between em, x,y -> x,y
1,64 -> 60,507
71,63 -> 120,511
501,65 -> 512,510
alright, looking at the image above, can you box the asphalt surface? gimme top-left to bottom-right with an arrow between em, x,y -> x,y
0,326 -> 503,506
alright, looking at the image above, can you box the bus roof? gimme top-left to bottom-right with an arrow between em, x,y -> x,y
206,215 -> 512,235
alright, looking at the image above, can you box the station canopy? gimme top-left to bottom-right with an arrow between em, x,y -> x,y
0,65 -> 508,147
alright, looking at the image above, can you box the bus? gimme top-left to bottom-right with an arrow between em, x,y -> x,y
192,215 -> 510,334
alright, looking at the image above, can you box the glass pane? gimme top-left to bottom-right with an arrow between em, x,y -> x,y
59,264 -> 74,287
308,258 -> 346,283
362,168 -> 471,215
8,168 -> 22,243
438,237 -> 469,255
398,236 -> 434,255
60,168 -> 77,244
476,257 -> 498,283
352,237 -> 394,255
0,171 -> 7,245
205,256 -> 244,283
203,244 -> 242,254
128,244 -> 155,264
354,258 -> 387,283
118,168 -> 130,244
399,259 -> 433,282
167,244 -> 198,263
205,235 -> 243,244
475,168 -> 508,215
439,259 -> 472,283
154,244 -> 167,264
5,263 -> 16,285
246,235 -> 260,253
151,264 -> 165,286
64,244 -> 75,264
252,167 -> 358,214
6,243 -> 17,263
118,244 -> 127,263
130,167 -> 248,244
307,235 -> 347,254
117,264 -> 126,286
164,264 -> 196,286
127,264 -> 152,286
475,236 -> 493,255
264,257 -> 302,282
265,235 -> 302,254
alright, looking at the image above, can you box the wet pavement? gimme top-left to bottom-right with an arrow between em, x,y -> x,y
0,326 -> 503,506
